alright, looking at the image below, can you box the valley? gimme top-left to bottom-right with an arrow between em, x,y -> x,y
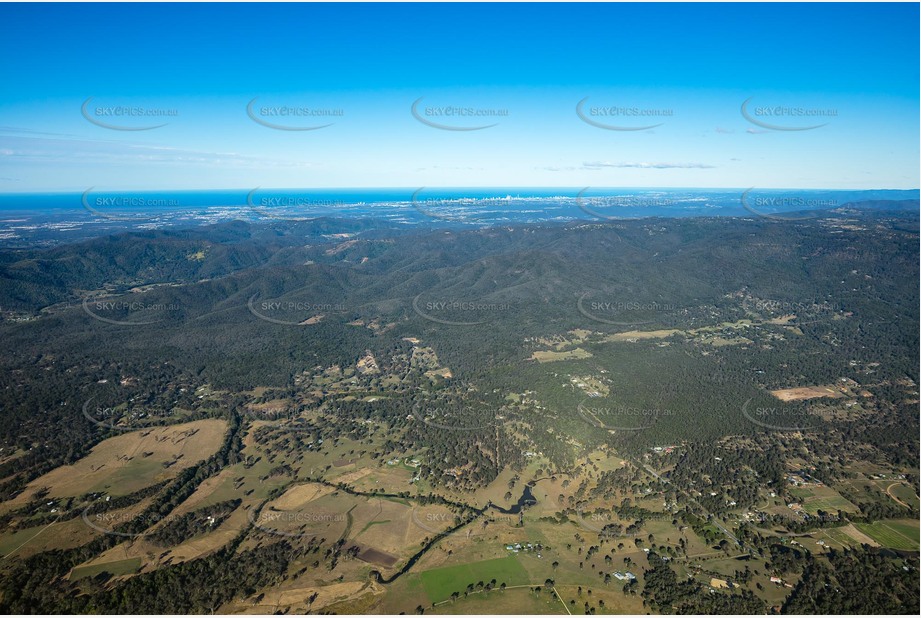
0,209 -> 918,614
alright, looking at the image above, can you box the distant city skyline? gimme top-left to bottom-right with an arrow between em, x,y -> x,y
1,2 -> 918,191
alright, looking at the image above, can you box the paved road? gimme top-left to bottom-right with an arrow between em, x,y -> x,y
640,462 -> 756,555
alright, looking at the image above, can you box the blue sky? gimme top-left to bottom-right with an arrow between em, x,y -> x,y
0,2 -> 918,191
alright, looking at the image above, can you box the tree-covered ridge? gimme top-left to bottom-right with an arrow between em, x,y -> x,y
0,209 -> 916,613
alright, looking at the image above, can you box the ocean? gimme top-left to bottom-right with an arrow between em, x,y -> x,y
0,188 -> 916,248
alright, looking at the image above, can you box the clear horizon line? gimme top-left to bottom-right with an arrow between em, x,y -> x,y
1,186 -> 919,195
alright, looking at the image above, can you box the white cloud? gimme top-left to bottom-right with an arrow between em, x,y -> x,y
582,161 -> 716,170
0,133 -> 316,169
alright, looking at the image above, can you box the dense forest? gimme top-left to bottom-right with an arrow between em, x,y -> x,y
1,211 -> 917,493
0,207 -> 917,613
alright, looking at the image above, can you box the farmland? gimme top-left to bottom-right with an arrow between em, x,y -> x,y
855,520 -> 920,551
0,208 -> 918,615
419,556 -> 530,603
788,486 -> 859,515
2,419 -> 227,510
